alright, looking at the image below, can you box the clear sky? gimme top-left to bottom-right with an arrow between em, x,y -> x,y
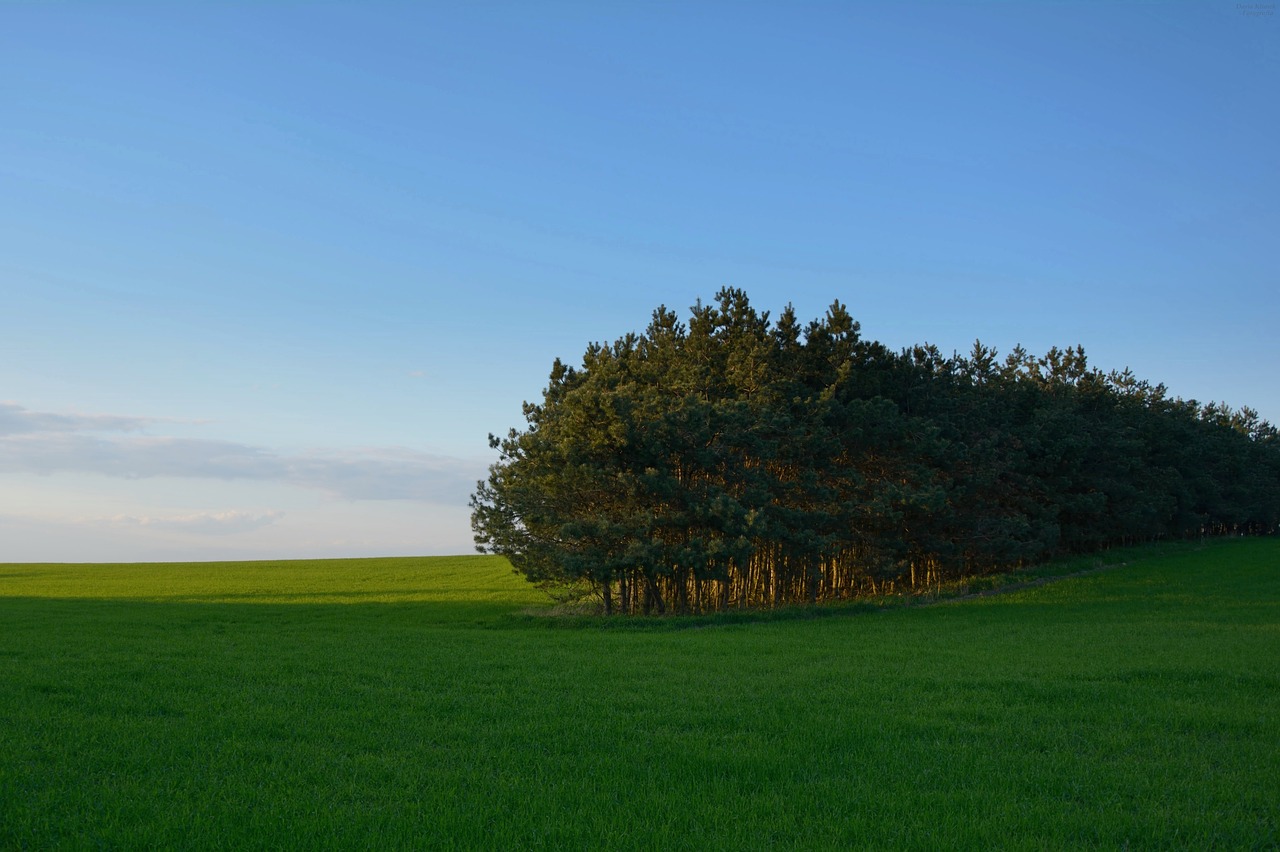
2,1 -> 1276,561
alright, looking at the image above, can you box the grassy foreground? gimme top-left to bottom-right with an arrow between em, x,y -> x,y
1,541 -> 1277,849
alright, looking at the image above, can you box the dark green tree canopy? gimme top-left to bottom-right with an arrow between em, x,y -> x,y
472,289 -> 1280,614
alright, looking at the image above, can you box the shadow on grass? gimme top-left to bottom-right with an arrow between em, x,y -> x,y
0,595 -> 532,632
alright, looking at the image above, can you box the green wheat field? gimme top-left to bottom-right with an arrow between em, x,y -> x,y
2,538 -> 1277,849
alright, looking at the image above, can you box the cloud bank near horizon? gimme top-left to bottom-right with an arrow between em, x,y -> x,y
0,402 -> 484,504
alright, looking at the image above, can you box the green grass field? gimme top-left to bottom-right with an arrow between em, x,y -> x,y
2,540 -> 1277,849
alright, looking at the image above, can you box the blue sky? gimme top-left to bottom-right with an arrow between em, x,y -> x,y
2,1 -> 1276,561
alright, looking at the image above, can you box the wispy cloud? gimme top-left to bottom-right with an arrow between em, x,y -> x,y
0,401 -> 153,435
101,510 -> 285,535
280,446 -> 479,501
0,403 -> 483,503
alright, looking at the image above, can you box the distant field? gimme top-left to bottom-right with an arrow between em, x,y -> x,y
2,541 -> 1277,848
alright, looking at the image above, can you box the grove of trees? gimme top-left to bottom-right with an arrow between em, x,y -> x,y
471,289 -> 1280,614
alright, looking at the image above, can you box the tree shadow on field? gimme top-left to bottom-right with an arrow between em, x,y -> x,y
157,589 -> 492,604
0,594 -> 536,631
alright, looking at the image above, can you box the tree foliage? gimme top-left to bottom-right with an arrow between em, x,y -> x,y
471,289 -> 1280,614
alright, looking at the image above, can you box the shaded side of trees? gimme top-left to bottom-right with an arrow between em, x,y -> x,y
471,289 -> 1280,614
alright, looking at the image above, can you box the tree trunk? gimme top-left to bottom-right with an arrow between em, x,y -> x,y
647,574 -> 667,615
